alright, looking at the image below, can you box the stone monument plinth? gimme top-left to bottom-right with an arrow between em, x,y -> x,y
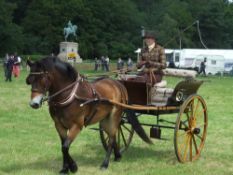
57,42 -> 82,63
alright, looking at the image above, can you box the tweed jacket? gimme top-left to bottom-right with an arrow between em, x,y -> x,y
138,44 -> 166,71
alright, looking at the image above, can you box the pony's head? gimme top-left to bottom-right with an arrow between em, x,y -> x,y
26,56 -> 77,109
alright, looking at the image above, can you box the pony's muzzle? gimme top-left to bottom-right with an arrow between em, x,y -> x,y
29,94 -> 43,109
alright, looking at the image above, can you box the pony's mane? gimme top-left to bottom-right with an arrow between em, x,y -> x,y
38,56 -> 78,81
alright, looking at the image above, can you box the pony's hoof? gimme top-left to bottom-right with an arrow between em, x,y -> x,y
100,163 -> 108,170
100,166 -> 108,171
114,156 -> 121,162
59,173 -> 68,175
69,162 -> 78,173
114,154 -> 122,162
59,168 -> 69,175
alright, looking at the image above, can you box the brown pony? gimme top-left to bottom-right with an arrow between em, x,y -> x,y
26,56 -> 151,174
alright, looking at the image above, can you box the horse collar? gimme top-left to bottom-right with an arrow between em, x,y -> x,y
45,76 -> 97,107
43,75 -> 83,104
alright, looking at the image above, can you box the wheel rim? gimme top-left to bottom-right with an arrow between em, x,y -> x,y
174,95 -> 208,163
100,112 -> 134,153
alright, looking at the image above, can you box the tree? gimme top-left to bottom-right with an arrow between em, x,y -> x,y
1,0 -> 233,57
224,2 -> 233,48
198,1 -> 229,48
22,0 -> 65,54
0,0 -> 24,56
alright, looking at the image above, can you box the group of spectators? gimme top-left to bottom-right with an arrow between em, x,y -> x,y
117,57 -> 133,71
94,56 -> 134,72
94,56 -> 110,71
3,53 -> 21,82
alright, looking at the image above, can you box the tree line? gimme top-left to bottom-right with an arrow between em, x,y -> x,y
0,0 -> 233,60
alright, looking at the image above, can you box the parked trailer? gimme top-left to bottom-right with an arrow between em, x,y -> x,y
165,48 -> 233,74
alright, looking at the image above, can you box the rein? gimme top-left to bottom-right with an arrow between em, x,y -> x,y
43,74 -> 85,105
44,75 -> 99,107
42,79 -> 79,103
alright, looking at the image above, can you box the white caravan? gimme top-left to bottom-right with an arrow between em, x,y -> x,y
165,49 -> 233,74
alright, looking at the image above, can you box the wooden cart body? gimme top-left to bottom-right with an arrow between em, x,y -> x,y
120,78 -> 203,106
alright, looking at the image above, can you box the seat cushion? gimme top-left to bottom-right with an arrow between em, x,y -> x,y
150,87 -> 174,105
154,80 -> 167,88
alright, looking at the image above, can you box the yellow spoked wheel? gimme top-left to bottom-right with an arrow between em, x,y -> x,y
99,112 -> 134,153
174,94 -> 208,163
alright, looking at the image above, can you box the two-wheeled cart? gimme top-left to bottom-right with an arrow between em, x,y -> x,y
99,70 -> 208,163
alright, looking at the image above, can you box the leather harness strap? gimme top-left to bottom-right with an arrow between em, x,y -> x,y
46,76 -> 102,126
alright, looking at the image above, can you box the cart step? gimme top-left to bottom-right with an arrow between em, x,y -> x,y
150,127 -> 161,139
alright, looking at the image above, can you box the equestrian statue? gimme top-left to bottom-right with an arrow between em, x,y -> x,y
63,20 -> 78,41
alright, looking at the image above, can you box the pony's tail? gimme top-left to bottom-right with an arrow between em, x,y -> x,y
126,110 -> 153,144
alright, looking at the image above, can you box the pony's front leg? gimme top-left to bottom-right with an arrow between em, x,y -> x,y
55,123 -> 80,174
55,123 -> 71,174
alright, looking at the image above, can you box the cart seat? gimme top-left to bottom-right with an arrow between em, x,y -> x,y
154,80 -> 167,88
150,80 -> 174,106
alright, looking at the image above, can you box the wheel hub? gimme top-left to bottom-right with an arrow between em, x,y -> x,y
191,127 -> 201,134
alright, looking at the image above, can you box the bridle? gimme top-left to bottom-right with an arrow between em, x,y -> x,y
29,71 -> 50,94
29,71 -> 93,106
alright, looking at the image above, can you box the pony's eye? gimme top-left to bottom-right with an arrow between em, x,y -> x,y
41,76 -> 47,85
26,75 -> 35,85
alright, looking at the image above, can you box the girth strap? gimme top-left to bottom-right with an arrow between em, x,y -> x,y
84,109 -> 97,126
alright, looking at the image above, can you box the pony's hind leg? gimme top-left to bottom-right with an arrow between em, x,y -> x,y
100,135 -> 114,169
112,109 -> 123,161
113,136 -> 121,161
100,108 -> 122,169
100,134 -> 121,169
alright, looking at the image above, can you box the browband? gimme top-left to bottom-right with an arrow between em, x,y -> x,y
29,71 -> 48,75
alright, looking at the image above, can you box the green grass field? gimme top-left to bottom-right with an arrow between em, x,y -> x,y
0,65 -> 233,175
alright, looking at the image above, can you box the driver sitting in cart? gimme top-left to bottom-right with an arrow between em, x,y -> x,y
136,31 -> 167,86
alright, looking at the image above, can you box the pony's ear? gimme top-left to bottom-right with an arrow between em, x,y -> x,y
27,60 -> 33,67
35,62 -> 46,72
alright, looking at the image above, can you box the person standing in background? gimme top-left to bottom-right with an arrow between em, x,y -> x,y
127,57 -> 133,72
199,57 -> 207,76
5,55 -> 14,82
94,57 -> 100,71
101,56 -> 105,71
12,53 -> 21,77
105,56 -> 110,71
117,57 -> 124,71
